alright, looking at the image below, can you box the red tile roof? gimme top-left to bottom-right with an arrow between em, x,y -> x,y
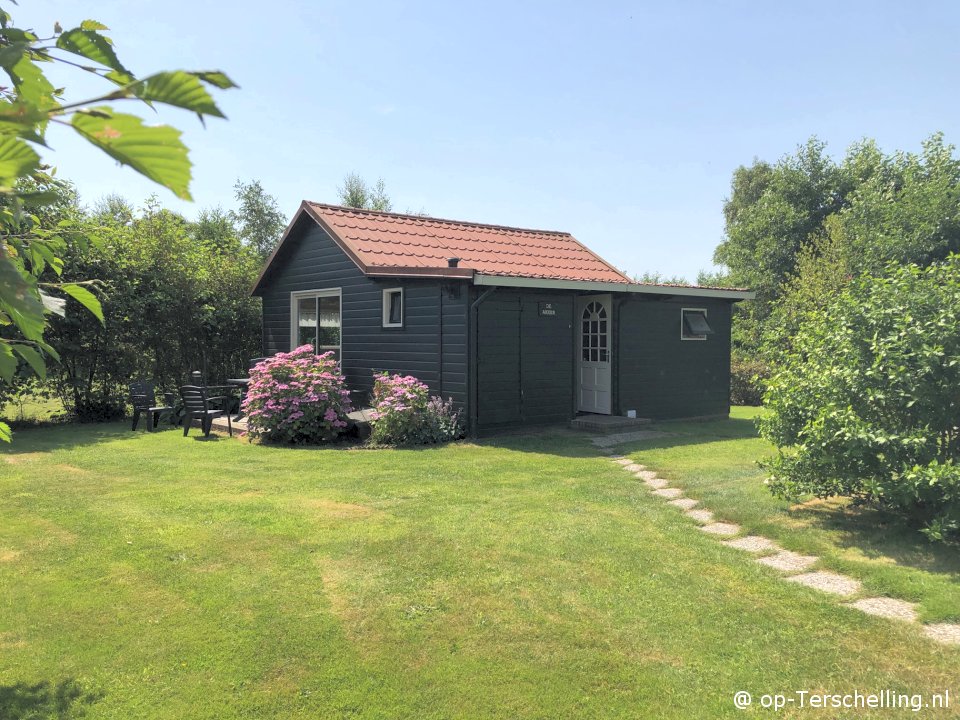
303,202 -> 632,283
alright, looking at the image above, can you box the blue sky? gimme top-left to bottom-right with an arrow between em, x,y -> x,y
16,0 -> 960,280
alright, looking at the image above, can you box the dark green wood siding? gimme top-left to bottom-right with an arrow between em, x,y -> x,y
616,297 -> 732,419
475,290 -> 575,429
256,217 -> 469,407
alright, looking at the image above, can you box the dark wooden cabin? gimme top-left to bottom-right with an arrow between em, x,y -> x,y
252,202 -> 753,434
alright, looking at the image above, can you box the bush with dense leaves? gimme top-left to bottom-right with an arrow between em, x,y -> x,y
369,373 -> 463,445
730,355 -> 769,406
759,257 -> 960,541
242,347 -> 352,444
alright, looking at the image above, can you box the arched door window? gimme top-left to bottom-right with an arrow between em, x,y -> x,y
581,301 -> 609,363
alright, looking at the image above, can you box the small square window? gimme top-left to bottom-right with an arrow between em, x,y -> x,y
681,308 -> 713,340
382,288 -> 403,328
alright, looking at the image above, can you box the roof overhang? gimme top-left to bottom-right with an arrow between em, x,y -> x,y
472,274 -> 755,300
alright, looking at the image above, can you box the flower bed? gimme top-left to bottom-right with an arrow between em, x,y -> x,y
242,346 -> 352,444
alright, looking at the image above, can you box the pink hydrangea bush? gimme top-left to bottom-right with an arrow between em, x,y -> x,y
369,372 -> 463,445
242,346 -> 352,444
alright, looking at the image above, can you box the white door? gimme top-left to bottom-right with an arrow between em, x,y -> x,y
577,295 -> 612,414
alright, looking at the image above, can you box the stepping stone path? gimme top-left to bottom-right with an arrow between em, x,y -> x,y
685,509 -> 714,524
700,522 -> 741,537
756,550 -> 818,573
600,448 -> 960,649
846,598 -> 918,623
642,476 -> 670,489
723,535 -> 779,553
786,571 -> 861,597
652,488 -> 684,499
922,624 -> 960,646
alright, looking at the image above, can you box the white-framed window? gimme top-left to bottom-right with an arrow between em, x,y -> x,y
681,307 -> 713,341
382,287 -> 403,328
290,288 -> 341,359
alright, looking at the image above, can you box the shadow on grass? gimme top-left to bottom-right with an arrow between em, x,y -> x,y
0,679 -> 101,719
0,421 -> 141,455
791,501 -> 960,578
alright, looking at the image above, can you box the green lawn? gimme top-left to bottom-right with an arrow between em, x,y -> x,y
1,415 -> 957,719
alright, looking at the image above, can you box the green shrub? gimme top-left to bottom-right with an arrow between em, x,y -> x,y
759,257 -> 960,541
369,373 -> 463,446
730,355 -> 769,406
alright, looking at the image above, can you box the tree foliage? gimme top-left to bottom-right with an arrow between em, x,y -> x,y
231,179 -> 286,258
759,257 -> 960,542
44,194 -> 261,420
337,173 -> 392,211
0,7 -> 234,439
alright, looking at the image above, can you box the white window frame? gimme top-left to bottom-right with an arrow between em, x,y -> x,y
382,287 -> 404,328
680,307 -> 709,341
290,288 -> 342,354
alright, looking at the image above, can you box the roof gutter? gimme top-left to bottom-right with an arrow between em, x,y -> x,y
472,274 -> 755,300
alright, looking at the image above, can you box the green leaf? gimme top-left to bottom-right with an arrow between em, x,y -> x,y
0,42 -> 27,71
80,20 -> 110,32
193,71 -> 238,90
0,420 -> 11,443
35,338 -> 61,362
133,71 -> 225,118
12,343 -> 45,379
5,55 -> 58,113
0,342 -> 16,381
60,283 -> 104,324
0,255 -> 45,340
71,108 -> 192,200
56,28 -> 132,77
0,135 -> 39,184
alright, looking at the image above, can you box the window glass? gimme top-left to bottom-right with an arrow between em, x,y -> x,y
581,301 -> 610,364
297,296 -> 317,350
318,295 -> 341,348
681,309 -> 713,340
388,291 -> 402,325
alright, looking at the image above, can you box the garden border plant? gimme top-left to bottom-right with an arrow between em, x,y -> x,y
368,372 -> 463,446
759,256 -> 960,542
241,346 -> 352,444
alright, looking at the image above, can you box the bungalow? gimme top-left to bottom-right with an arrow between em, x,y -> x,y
251,202 -> 754,434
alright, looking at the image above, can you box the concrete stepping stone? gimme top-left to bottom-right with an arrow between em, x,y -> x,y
922,623 -> 960,646
685,509 -> 714,524
757,550 -> 819,573
700,522 -> 741,537
669,497 -> 699,510
786,571 -> 861,598
613,457 -> 633,466
623,463 -> 645,473
652,488 -> 684,499
846,597 -> 919,623
640,475 -> 670,489
635,470 -> 658,481
722,536 -> 779,554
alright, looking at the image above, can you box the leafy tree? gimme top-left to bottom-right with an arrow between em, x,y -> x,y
337,173 -> 392,211
231,179 -> 286,257
759,257 -> 960,542
0,8 -> 234,440
45,195 -> 261,419
634,271 -> 689,285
